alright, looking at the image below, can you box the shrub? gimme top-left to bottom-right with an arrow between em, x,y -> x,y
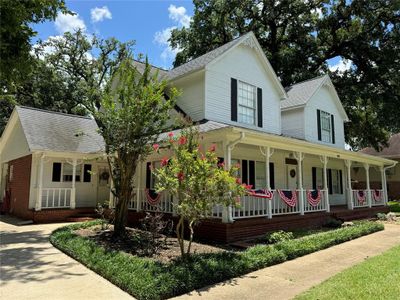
265,230 -> 294,244
324,217 -> 343,228
377,212 -> 387,221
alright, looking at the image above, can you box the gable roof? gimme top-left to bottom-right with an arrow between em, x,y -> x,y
282,75 -> 349,121
14,106 -> 105,154
360,133 -> 400,158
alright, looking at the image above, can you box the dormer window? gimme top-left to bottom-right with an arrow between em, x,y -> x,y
317,109 -> 335,144
238,81 -> 257,125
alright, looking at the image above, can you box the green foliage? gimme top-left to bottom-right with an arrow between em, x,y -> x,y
388,201 -> 400,213
265,230 -> 294,244
377,212 -> 388,221
51,220 -> 383,300
170,0 -> 400,150
93,58 -> 179,236
0,0 -> 69,89
153,128 -> 247,256
323,216 -> 343,228
295,245 -> 400,300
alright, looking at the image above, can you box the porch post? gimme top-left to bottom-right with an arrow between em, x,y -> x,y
295,152 -> 305,215
70,158 -> 77,209
381,166 -> 388,205
364,164 -> 372,207
35,153 -> 45,211
345,160 -> 353,210
136,161 -> 142,212
321,156 -> 330,212
222,142 -> 233,223
260,146 -> 274,219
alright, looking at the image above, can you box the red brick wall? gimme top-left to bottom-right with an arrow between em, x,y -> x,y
33,208 -> 95,223
8,155 -> 33,220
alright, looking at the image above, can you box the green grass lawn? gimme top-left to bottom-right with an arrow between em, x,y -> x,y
50,221 -> 384,300
388,201 -> 400,213
295,245 -> 400,300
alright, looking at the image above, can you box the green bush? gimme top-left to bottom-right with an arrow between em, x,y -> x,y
388,201 -> 400,213
265,230 -> 294,244
50,220 -> 384,300
323,217 -> 343,228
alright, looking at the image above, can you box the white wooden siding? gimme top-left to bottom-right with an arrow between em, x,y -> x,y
281,108 -> 305,139
204,44 -> 282,135
172,71 -> 205,122
1,119 -> 30,163
305,86 -> 346,148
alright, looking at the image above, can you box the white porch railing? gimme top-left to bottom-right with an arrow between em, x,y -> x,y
271,190 -> 301,216
352,189 -> 369,208
140,189 -> 174,214
371,189 -> 385,206
232,194 -> 272,219
41,188 -> 72,208
302,189 -> 328,213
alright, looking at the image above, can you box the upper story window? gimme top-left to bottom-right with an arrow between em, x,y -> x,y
320,110 -> 332,143
238,81 -> 257,125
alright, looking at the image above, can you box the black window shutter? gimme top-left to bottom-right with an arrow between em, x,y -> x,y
339,170 -> 343,194
257,87 -> 263,127
328,169 -> 333,194
52,163 -> 61,182
312,167 -> 317,190
83,164 -> 92,182
331,114 -> 335,144
249,160 -> 255,188
231,78 -> 238,122
146,162 -> 151,189
317,109 -> 322,141
269,162 -> 275,189
242,160 -> 248,185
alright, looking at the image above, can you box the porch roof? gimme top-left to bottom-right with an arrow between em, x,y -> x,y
16,106 -> 105,154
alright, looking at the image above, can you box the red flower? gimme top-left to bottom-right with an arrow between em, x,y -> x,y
177,171 -> 184,182
242,183 -> 253,190
209,144 -> 216,152
178,136 -> 187,145
168,132 -> 174,137
153,144 -> 160,152
236,178 -> 242,184
161,157 -> 169,167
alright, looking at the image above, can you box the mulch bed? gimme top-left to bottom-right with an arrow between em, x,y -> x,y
75,225 -> 226,263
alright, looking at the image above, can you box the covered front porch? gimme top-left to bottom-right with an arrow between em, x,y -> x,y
127,126 -> 391,225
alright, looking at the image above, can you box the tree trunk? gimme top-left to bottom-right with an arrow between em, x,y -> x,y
186,220 -> 195,255
113,194 -> 129,237
176,216 -> 185,257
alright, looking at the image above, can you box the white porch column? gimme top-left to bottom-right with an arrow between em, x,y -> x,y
260,146 -> 274,219
70,158 -> 77,209
321,156 -> 330,212
345,160 -> 353,210
382,166 -> 389,206
380,166 -> 386,205
35,153 -> 45,211
222,142 -> 233,223
364,164 -> 372,207
294,152 -> 305,215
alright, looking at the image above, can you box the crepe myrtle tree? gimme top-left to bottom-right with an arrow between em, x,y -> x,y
153,128 -> 248,257
93,57 -> 179,237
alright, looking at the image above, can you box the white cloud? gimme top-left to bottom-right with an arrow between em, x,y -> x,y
91,6 -> 112,23
329,58 -> 353,73
154,27 -> 176,45
168,5 -> 191,28
55,12 -> 86,34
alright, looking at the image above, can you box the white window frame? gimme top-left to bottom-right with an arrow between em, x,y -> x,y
62,163 -> 82,182
331,169 -> 341,194
320,110 -> 332,143
238,81 -> 257,125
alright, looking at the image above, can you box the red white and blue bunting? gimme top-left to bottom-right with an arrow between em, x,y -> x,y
145,188 -> 162,206
356,190 -> 367,204
248,189 -> 274,199
372,190 -> 382,202
277,189 -> 297,207
306,189 -> 322,206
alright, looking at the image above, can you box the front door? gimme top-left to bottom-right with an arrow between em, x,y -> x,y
287,165 -> 298,190
96,164 -> 110,205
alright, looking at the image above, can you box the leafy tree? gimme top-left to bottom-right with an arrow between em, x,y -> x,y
153,128 -> 247,257
0,0 -> 69,89
170,0 -> 400,149
0,30 -> 134,133
93,58 -> 179,237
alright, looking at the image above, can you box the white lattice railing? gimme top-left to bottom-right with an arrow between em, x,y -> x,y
352,189 -> 369,208
41,188 -> 72,208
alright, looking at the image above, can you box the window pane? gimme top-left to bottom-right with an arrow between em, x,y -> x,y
255,161 -> 266,188
52,162 -> 61,182
63,163 -> 81,182
238,81 -> 256,125
83,164 -> 92,182
320,111 -> 332,143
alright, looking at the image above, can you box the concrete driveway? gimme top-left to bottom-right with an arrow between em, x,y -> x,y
0,215 -> 133,300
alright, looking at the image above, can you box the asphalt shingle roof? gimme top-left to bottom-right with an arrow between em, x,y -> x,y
281,75 -> 327,109
16,106 -> 105,154
360,133 -> 400,158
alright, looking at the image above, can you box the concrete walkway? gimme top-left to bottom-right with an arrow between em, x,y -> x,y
0,215 -> 133,300
173,224 -> 400,300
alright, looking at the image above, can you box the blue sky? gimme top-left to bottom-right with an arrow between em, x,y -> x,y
32,0 -> 346,71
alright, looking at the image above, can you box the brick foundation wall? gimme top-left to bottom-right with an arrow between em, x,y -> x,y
33,208 -> 96,223
8,155 -> 33,220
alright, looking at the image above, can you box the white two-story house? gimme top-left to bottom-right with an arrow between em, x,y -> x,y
0,32 -> 396,241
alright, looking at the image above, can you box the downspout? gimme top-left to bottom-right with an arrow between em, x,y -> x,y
383,161 -> 397,204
